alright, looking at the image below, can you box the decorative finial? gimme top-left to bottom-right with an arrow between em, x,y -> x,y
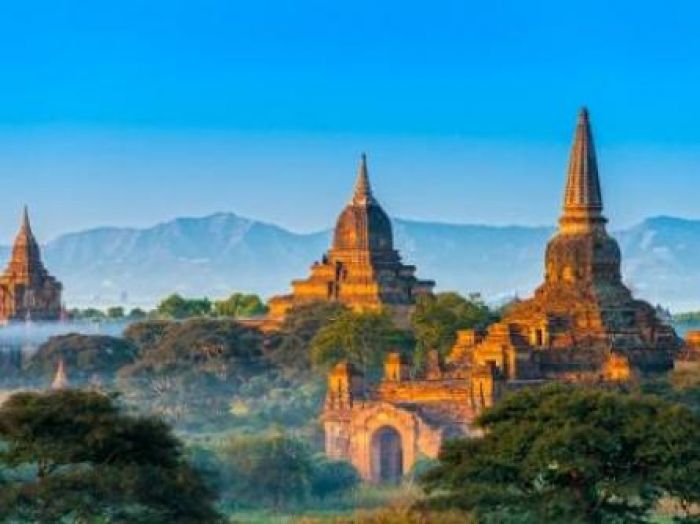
352,153 -> 374,205
21,205 -> 30,231
559,107 -> 605,234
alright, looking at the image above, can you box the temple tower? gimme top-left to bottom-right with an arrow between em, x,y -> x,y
541,108 -> 625,294
267,155 -> 434,326
452,108 -> 679,377
0,207 -> 63,322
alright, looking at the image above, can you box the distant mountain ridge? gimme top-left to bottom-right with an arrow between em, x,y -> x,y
5,213 -> 700,311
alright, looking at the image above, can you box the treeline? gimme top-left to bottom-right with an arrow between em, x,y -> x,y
18,292 -> 500,433
67,292 -> 268,322
5,381 -> 700,522
674,310 -> 700,324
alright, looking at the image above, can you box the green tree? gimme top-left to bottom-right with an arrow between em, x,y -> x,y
264,301 -> 348,374
213,292 -> 267,318
70,307 -> 107,321
310,456 -> 360,500
411,292 -> 498,358
310,310 -> 412,376
156,293 -> 212,319
128,307 -> 148,320
421,384 -> 700,523
107,306 -> 125,319
219,434 -> 314,509
117,318 -> 265,430
123,319 -> 171,351
25,334 -> 139,387
0,390 -> 221,523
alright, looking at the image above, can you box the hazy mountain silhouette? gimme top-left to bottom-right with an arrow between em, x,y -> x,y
4,213 -> 698,311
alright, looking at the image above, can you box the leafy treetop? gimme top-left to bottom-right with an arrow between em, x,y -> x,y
422,384 -> 700,524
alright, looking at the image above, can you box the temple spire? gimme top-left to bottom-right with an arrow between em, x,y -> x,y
51,358 -> 69,390
559,108 -> 606,234
5,206 -> 46,282
352,153 -> 374,205
20,205 -> 31,233
16,205 -> 37,247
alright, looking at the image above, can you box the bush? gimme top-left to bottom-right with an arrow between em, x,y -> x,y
310,456 -> 360,500
219,434 -> 314,509
25,334 -> 139,386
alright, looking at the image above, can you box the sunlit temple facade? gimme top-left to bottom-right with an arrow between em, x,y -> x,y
322,109 -> 681,483
0,207 -> 63,323
267,154 -> 434,327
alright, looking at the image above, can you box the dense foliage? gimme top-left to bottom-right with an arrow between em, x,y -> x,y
674,311 -> 700,324
213,292 -> 268,318
217,434 -> 359,509
310,310 -> 414,376
265,301 -> 348,374
117,318 -> 266,429
25,334 -> 139,386
411,292 -> 498,359
153,292 -> 268,319
421,384 -> 700,523
0,390 -> 221,523
68,307 -> 146,321
156,293 -> 213,319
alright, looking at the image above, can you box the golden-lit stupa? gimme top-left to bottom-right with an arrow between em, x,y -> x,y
267,154 -> 434,325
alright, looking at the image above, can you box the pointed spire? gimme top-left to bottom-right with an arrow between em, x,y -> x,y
559,108 -> 607,234
20,205 -> 31,234
4,206 -> 45,282
51,358 -> 69,390
352,153 -> 375,205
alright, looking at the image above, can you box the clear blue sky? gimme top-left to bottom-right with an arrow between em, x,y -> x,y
0,0 -> 699,241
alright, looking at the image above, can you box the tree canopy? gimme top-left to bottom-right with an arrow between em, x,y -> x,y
421,384 -> 700,523
213,292 -> 267,318
411,292 -> 498,357
156,293 -> 212,319
25,334 -> 140,386
264,301 -> 348,374
217,433 -> 359,509
0,390 -> 221,523
117,318 -> 266,429
310,310 -> 413,376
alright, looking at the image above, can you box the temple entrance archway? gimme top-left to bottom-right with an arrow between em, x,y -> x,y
371,426 -> 403,483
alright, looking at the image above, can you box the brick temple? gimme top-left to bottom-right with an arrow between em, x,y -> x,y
267,154 -> 434,326
0,207 -> 63,323
322,109 -> 681,483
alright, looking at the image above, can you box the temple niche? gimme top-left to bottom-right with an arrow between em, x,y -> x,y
322,109 -> 681,482
267,154 -> 434,327
0,208 -> 63,323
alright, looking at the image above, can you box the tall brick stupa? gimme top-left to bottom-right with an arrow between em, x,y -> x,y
0,207 -> 62,322
450,108 -> 680,377
267,154 -> 434,326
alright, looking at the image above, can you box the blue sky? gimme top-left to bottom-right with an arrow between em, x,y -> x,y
0,0 -> 699,240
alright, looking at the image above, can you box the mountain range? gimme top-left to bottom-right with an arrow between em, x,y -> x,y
5,213 -> 700,312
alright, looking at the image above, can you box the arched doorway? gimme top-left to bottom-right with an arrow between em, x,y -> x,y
371,426 -> 403,483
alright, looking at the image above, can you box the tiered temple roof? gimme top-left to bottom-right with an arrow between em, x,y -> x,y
0,207 -> 62,322
267,155 -> 434,326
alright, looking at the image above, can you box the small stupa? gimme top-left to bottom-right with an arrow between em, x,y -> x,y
50,358 -> 69,390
